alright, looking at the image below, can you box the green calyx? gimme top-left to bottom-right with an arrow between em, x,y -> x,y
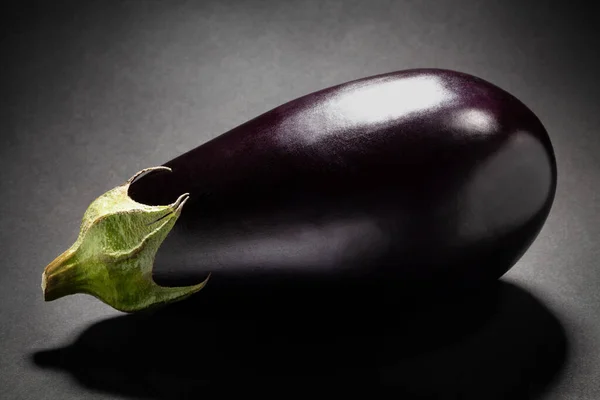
41,166 -> 209,313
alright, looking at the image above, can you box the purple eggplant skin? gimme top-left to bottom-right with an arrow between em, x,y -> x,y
128,68 -> 557,295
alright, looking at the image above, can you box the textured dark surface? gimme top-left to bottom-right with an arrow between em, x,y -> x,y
1,0 -> 598,398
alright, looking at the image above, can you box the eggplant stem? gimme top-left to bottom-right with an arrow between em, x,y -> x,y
41,166 -> 207,313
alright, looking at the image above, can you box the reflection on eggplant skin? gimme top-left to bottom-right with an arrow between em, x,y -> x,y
449,108 -> 499,136
275,75 -> 457,147
32,281 -> 567,398
153,215 -> 391,278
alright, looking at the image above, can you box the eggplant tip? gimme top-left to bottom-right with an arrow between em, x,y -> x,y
41,270 -> 47,298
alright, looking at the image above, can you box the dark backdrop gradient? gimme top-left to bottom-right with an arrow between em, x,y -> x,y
1,0 -> 598,398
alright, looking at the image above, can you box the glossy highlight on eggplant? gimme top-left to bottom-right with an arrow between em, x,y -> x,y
128,68 -> 557,294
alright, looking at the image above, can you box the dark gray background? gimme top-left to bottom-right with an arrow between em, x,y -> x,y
2,0 -> 598,398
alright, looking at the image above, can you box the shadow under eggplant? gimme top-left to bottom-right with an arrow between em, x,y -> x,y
32,280 -> 567,399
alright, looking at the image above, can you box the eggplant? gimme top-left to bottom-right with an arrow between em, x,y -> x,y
42,69 -> 556,312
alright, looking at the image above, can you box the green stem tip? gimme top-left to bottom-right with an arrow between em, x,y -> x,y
41,166 -> 210,313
